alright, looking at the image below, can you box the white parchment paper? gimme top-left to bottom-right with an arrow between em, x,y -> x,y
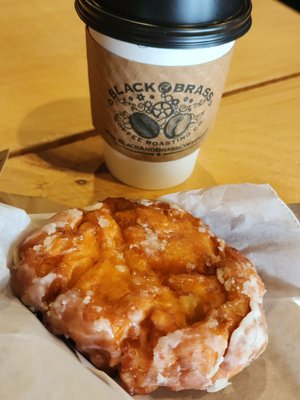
0,183 -> 299,400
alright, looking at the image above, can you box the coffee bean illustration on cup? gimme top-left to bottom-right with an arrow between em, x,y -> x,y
110,82 -> 206,145
129,113 -> 160,139
164,114 -> 192,139
75,0 -> 252,189
119,83 -> 195,141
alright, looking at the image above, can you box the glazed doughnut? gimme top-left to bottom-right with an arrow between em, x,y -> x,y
11,198 -> 268,394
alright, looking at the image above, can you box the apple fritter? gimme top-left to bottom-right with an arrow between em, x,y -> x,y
11,198 -> 268,394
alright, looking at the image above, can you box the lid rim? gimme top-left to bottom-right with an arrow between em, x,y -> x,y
75,0 -> 252,49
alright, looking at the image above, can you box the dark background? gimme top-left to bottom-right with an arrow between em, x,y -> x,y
278,0 -> 300,12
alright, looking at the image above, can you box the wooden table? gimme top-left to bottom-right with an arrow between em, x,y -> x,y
0,0 -> 299,208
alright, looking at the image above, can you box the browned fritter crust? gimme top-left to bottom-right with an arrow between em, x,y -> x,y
11,198 -> 268,394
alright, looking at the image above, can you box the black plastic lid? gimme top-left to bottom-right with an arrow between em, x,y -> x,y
75,0 -> 252,49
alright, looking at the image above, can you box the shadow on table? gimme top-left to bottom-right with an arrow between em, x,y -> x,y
16,97 -> 218,198
36,144 -> 218,201
36,135 -> 105,174
15,97 -> 107,174
16,98 -> 93,153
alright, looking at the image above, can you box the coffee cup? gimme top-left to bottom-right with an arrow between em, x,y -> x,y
75,0 -> 252,189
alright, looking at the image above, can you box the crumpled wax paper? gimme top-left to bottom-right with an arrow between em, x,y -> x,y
1,183 -> 300,400
0,204 -> 133,400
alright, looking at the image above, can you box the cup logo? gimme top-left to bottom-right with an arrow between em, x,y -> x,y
86,29 -> 233,161
107,81 -> 214,158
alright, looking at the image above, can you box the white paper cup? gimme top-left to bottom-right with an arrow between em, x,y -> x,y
87,29 -> 234,189
75,0 -> 252,189
103,142 -> 200,190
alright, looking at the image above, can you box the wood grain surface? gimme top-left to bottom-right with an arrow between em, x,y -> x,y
1,0 -> 300,152
0,76 -> 299,205
0,0 -> 299,204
